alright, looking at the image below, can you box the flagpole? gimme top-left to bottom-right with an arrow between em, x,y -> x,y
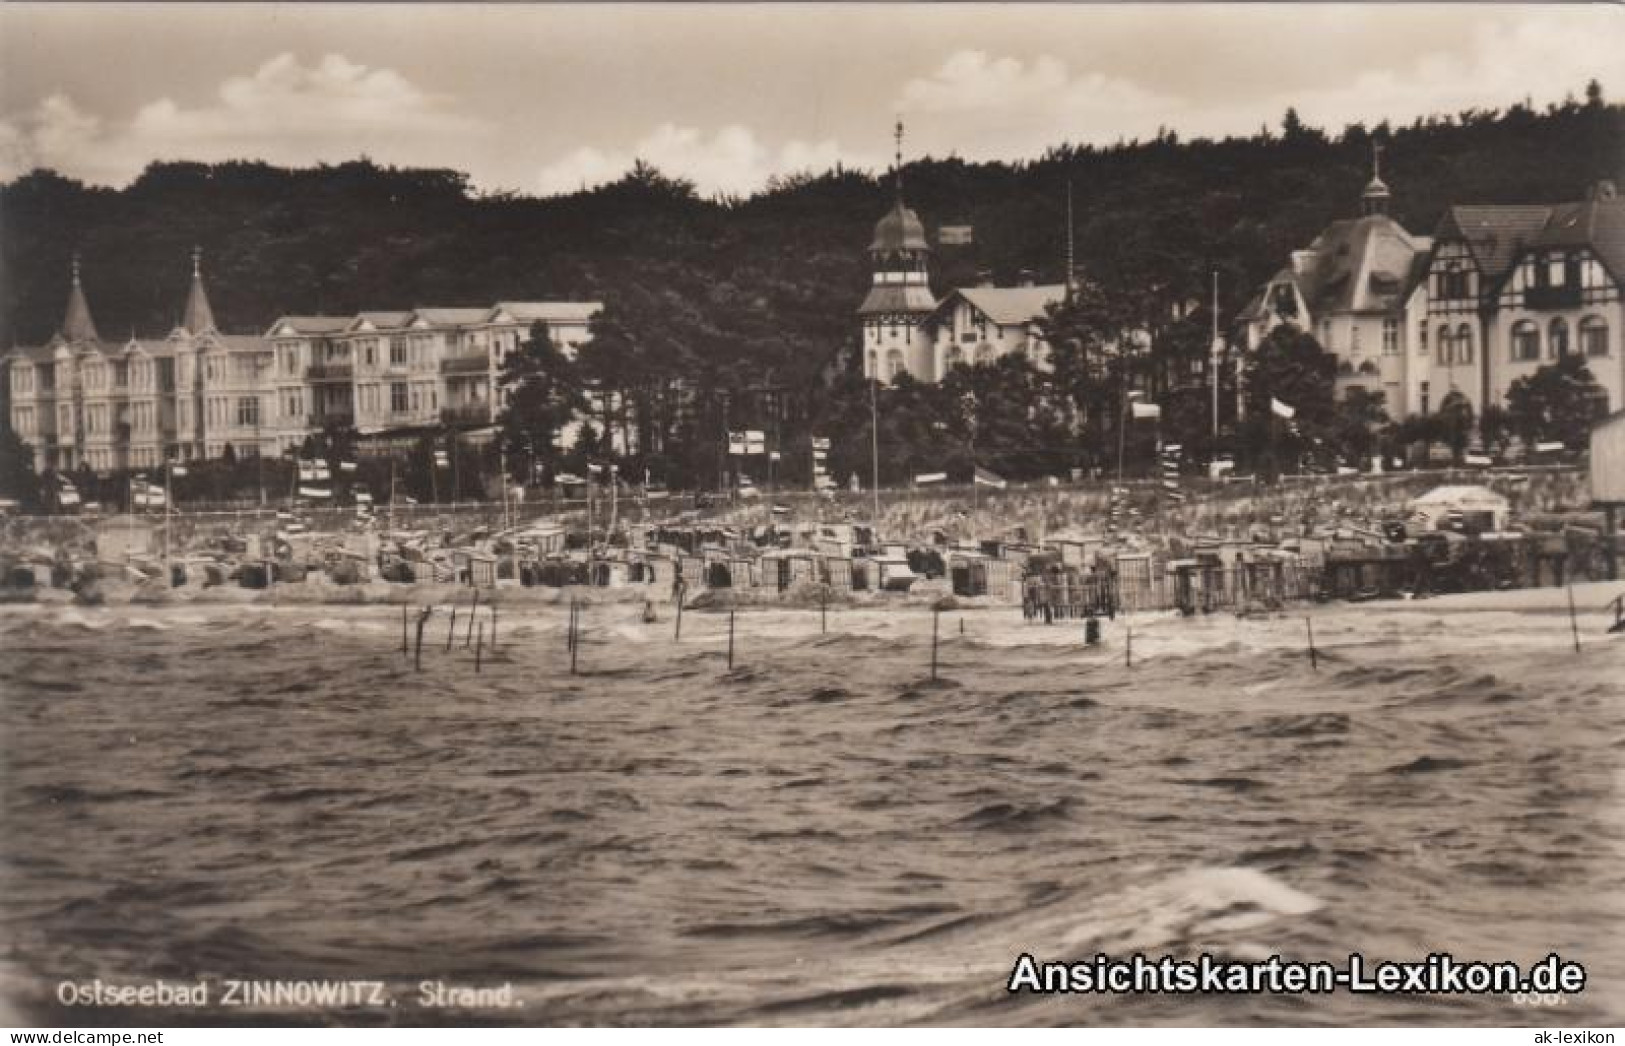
869,375 -> 881,526
1210,269 -> 1220,445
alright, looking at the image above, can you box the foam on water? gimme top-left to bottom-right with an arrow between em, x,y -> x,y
1,600 -> 1621,1026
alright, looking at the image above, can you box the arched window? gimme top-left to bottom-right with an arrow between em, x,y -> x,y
1455,324 -> 1473,365
946,345 -> 964,370
1382,317 -> 1400,355
886,348 -> 905,381
1437,325 -> 1453,366
1580,315 -> 1609,358
866,350 -> 877,377
1549,317 -> 1569,358
1511,320 -> 1540,362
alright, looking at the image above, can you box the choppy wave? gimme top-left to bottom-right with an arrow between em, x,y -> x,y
1,600 -> 1622,1026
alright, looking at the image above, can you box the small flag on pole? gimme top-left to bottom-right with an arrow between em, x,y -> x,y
914,472 -> 947,485
1131,402 -> 1162,420
1271,397 -> 1296,419
168,463 -> 188,477
973,466 -> 1006,490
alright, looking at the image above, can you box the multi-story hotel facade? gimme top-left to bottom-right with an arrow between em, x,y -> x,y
4,254 -> 600,473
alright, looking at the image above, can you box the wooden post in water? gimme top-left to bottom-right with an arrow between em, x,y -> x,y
1305,615 -> 1318,671
569,603 -> 580,675
475,623 -> 484,674
931,608 -> 940,681
446,606 -> 457,652
401,603 -> 409,656
727,609 -> 736,670
674,596 -> 683,642
1125,623 -> 1133,668
466,589 -> 479,648
1568,583 -> 1581,654
566,599 -> 576,653
490,604 -> 498,651
414,608 -> 429,671
820,586 -> 827,635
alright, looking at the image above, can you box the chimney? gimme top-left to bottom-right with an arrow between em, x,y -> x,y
1017,268 -> 1035,287
975,269 -> 995,288
1291,250 -> 1316,276
1590,179 -> 1618,202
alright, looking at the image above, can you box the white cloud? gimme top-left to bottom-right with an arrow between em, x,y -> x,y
897,50 -> 1183,153
0,53 -> 490,184
536,122 -> 844,197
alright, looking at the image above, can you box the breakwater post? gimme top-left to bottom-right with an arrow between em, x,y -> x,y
401,604 -> 409,656
675,597 -> 684,642
931,608 -> 940,681
491,604 -> 498,651
476,623 -> 484,674
727,609 -> 736,670
446,606 -> 457,652
414,607 -> 430,672
466,589 -> 479,648
1306,616 -> 1319,671
1125,623 -> 1133,669
1568,583 -> 1581,654
570,603 -> 581,676
820,586 -> 827,635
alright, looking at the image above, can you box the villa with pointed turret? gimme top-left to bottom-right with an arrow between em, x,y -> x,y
1241,147 -> 1624,419
4,254 -> 604,473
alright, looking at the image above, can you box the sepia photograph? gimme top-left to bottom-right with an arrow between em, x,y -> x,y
0,1 -> 1622,1035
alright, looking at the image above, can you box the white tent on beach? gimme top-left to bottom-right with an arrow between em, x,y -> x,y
1406,485 -> 1510,533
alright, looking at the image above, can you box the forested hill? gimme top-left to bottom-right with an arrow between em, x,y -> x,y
2,89 -> 1621,359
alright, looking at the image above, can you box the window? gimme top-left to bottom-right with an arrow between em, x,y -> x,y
363,343 -> 376,366
1437,325 -> 1453,366
866,350 -> 877,377
391,382 -> 409,413
236,397 -> 259,427
946,346 -> 965,369
1418,322 -> 1428,356
390,338 -> 407,365
1580,316 -> 1609,357
887,349 -> 905,381
1548,255 -> 1566,287
1351,325 -> 1363,354
1511,320 -> 1540,361
1455,324 -> 1473,364
1382,317 -> 1400,355
1549,318 -> 1569,358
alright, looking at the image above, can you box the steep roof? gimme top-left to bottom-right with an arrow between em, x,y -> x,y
61,264 -> 100,344
1295,215 -> 1428,315
349,311 -> 413,331
1435,205 -> 1554,282
1434,188 -> 1625,287
950,284 -> 1067,326
268,315 -> 352,336
180,261 -> 217,335
411,308 -> 490,328
857,284 -> 938,317
491,301 -> 603,325
869,198 -> 929,252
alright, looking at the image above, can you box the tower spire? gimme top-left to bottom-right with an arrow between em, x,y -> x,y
181,246 -> 217,335
60,252 -> 100,344
1361,138 -> 1391,217
894,118 -> 905,200
1065,177 -> 1076,300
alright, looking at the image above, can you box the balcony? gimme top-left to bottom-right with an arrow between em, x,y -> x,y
1524,284 -> 1582,311
305,363 -> 354,381
441,404 -> 492,427
440,354 -> 490,375
308,412 -> 355,429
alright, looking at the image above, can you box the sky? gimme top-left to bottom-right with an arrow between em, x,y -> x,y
1,3 -> 1620,197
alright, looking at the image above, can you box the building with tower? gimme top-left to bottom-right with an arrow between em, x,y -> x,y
1239,145 -> 1435,417
856,124 -> 1073,386
5,255 -> 604,475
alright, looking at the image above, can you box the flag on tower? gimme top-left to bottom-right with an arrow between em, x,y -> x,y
973,466 -> 1006,490
1271,397 -> 1296,419
1131,401 -> 1162,420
